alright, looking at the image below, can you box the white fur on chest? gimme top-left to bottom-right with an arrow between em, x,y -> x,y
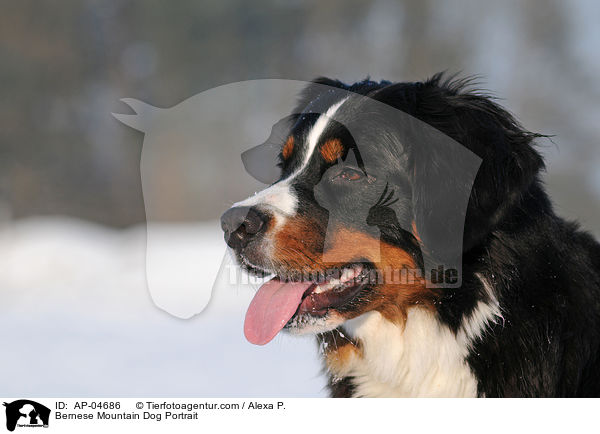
343,309 -> 480,397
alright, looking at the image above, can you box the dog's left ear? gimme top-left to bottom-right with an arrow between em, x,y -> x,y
408,76 -> 546,256
403,114 -> 482,276
372,76 -> 545,278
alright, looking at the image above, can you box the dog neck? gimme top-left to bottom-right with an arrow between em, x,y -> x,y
322,281 -> 501,398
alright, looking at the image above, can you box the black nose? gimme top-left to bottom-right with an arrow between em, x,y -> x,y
220,206 -> 268,250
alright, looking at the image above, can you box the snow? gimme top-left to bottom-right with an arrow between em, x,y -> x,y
0,217 -> 327,397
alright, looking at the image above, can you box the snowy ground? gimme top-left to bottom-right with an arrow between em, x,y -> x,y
0,217 -> 327,397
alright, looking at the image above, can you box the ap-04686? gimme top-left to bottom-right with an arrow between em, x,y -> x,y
67,401 -> 121,410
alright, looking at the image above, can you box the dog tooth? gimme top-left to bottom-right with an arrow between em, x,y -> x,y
340,268 -> 355,283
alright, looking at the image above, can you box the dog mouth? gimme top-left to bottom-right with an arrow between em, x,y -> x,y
243,263 -> 372,345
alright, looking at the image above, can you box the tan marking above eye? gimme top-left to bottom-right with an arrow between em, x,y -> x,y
282,136 -> 294,160
320,138 -> 344,163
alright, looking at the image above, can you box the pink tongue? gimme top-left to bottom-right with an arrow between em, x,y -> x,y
244,278 -> 313,345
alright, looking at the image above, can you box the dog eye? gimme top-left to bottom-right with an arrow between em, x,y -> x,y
334,168 -> 365,181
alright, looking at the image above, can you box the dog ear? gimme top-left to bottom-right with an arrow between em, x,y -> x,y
369,75 -> 545,284
405,116 -> 482,281
410,75 -> 545,255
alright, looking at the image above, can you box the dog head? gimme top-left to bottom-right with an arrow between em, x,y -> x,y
221,75 -> 544,345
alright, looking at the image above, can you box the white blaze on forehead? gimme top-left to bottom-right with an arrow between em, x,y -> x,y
234,96 -> 349,219
302,97 -> 348,169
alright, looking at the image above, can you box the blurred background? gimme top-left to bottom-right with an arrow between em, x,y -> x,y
1,0 -> 599,397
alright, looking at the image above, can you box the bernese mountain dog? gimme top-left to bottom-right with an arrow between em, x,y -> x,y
220,74 -> 600,397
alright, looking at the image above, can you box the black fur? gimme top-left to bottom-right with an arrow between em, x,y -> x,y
306,74 -> 600,397
226,73 -> 600,397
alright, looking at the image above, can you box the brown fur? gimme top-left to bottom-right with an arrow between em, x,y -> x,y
318,328 -> 362,378
271,218 -> 435,325
282,136 -> 294,160
320,138 -> 344,163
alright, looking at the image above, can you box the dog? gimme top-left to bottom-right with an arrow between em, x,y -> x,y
220,74 -> 600,397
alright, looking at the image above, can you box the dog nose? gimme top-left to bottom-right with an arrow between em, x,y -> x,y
220,206 -> 268,250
